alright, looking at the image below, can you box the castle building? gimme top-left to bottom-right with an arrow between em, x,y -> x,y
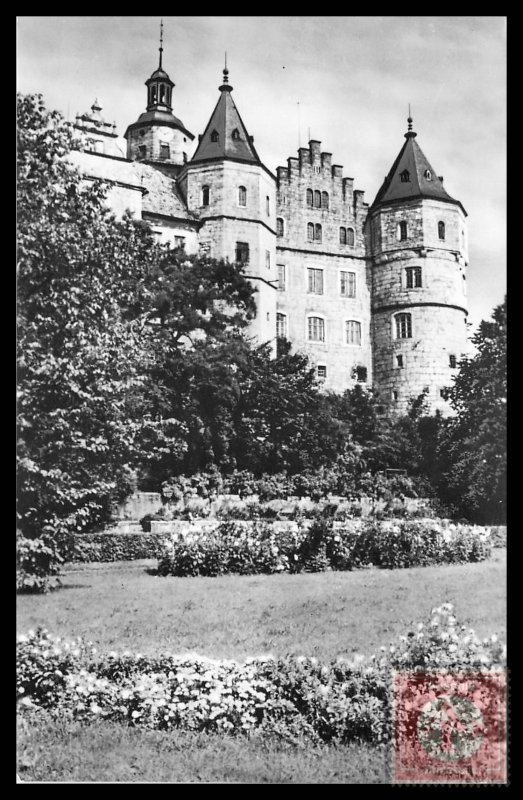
69,41 -> 469,415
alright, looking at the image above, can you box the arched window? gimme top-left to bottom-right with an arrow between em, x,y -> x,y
397,221 -> 408,241
340,227 -> 347,244
210,130 -> 219,142
314,223 -> 322,242
307,222 -> 314,241
345,320 -> 362,346
321,191 -> 329,209
266,195 -> 270,216
438,221 -> 446,240
232,128 -> 240,140
308,316 -> 325,342
424,169 -> 432,180
314,190 -> 321,208
395,313 -> 412,339
276,313 -> 287,339
202,185 -> 210,206
306,188 -> 313,207
400,169 -> 410,183
276,217 -> 284,237
159,84 -> 166,103
347,227 -> 355,246
238,185 -> 247,206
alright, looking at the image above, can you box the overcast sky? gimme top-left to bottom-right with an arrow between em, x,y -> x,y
17,16 -> 506,334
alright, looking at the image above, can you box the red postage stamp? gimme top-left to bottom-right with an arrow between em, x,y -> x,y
393,671 -> 506,783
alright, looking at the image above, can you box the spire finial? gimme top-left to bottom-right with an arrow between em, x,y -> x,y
407,103 -> 413,131
219,52 -> 232,91
405,104 -> 417,138
159,19 -> 164,69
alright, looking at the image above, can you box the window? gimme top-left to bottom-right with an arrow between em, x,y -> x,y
235,241 -> 249,264
340,271 -> 356,298
277,264 -> 286,291
266,312 -> 270,321
314,190 -> 321,208
397,221 -> 408,241
405,266 -> 422,288
232,128 -> 240,140
396,354 -> 404,368
238,185 -> 247,206
160,143 -> 170,160
307,267 -> 324,294
210,129 -> 219,142
266,195 -> 270,216
395,313 -> 412,339
276,313 -> 287,338
424,169 -> 432,180
265,250 -> 271,270
345,320 -> 362,346
355,366 -> 367,382
321,191 -> 329,209
440,389 -> 446,398
306,188 -> 313,207
449,354 -> 457,369
393,390 -> 398,401
139,145 -> 146,159
347,227 -> 355,246
276,217 -> 284,237
308,316 -> 325,342
314,223 -> 322,242
340,227 -> 347,244
174,236 -> 186,249
400,169 -> 410,183
313,165 -> 320,174
202,185 -> 210,206
307,222 -> 314,241
438,221 -> 446,240
317,365 -> 327,380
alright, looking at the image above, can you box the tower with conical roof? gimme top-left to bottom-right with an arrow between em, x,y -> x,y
124,21 -> 194,174
178,60 -> 277,350
367,114 -> 469,414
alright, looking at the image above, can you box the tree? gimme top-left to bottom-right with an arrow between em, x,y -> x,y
437,298 -> 507,523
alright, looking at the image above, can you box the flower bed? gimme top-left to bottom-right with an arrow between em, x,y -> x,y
157,519 -> 493,577
17,605 -> 506,744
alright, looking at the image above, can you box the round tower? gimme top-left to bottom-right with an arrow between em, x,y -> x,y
367,115 -> 469,415
124,21 -> 194,173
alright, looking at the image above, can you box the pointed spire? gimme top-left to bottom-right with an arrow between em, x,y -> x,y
405,104 -> 417,139
159,19 -> 164,70
219,52 -> 233,92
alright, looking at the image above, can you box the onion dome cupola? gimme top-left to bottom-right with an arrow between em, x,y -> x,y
190,60 -> 261,165
124,20 -> 194,170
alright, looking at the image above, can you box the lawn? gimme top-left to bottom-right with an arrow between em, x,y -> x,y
17,550 -> 506,783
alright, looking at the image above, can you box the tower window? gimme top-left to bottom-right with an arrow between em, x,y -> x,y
238,185 -> 247,206
355,366 -> 367,382
438,221 -> 446,240
345,320 -> 362,346
397,221 -> 408,241
276,217 -> 284,237
340,271 -> 356,298
347,227 -> 355,246
174,236 -> 186,249
265,250 -> 271,270
307,267 -> 324,294
160,143 -> 170,160
308,316 -> 325,342
266,195 -> 270,216
340,227 -> 347,244
440,389 -> 446,398
139,145 -> 146,159
395,313 -> 412,339
314,223 -> 322,242
202,185 -> 210,206
317,365 -> 327,380
405,266 -> 422,288
314,190 -> 321,208
211,129 -> 219,142
235,241 -> 249,264
321,191 -> 329,209
306,188 -> 313,207
400,169 -> 410,182
424,169 -> 432,180
396,354 -> 404,368
393,390 -> 398,401
277,264 -> 286,291
232,128 -> 240,140
159,84 -> 166,103
276,312 -> 287,338
449,354 -> 457,369
307,222 -> 314,241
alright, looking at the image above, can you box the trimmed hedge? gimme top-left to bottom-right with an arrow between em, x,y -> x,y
70,533 -> 170,563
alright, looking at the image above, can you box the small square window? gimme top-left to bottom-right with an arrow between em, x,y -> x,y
396,354 -> 404,368
355,366 -> 367,383
317,365 -> 327,380
449,354 -> 457,369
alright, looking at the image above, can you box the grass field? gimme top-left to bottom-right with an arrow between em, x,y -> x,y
17,550 -> 506,783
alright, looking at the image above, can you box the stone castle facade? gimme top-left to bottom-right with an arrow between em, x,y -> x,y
69,48 -> 469,415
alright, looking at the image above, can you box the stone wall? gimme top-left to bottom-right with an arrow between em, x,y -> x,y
126,124 -> 191,166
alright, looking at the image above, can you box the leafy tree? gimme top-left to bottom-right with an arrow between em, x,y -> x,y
437,298 -> 507,523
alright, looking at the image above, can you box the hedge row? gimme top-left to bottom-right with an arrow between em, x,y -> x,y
17,605 -> 506,750
157,519 -> 492,577
70,533 -> 170,563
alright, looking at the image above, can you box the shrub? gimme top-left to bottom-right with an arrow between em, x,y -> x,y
16,527 -> 73,593
71,533 -> 171,563
140,512 -> 165,533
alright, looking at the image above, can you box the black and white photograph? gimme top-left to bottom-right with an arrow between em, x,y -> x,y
17,15 -> 507,784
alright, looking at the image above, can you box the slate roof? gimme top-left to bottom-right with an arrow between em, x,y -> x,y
371,130 -> 465,214
191,82 -> 261,164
